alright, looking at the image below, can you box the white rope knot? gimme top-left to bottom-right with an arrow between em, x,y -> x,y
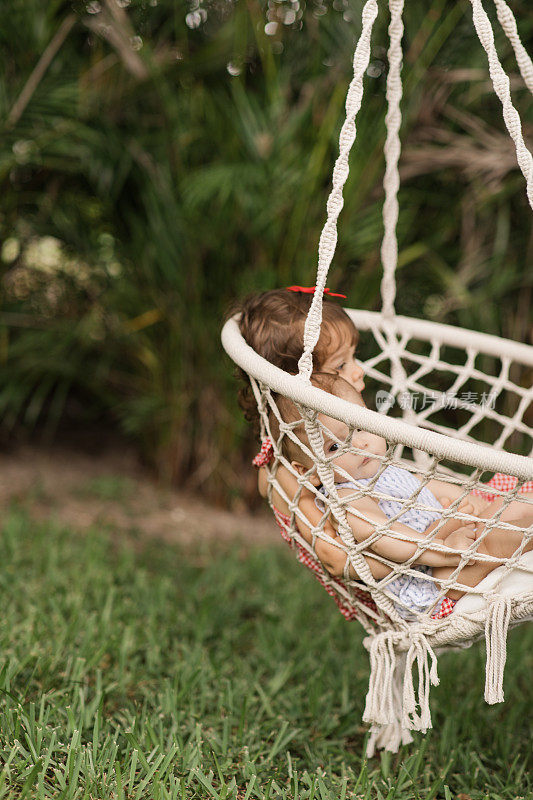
484,594 -> 512,704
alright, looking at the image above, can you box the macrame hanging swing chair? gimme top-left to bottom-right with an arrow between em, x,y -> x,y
222,0 -> 533,755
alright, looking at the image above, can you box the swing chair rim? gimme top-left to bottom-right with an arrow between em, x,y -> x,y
346,309 -> 533,368
222,313 -> 533,481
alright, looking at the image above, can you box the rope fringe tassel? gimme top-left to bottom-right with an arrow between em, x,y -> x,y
363,630 -> 440,747
484,596 -> 512,704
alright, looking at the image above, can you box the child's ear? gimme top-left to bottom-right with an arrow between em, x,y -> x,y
291,461 -> 321,487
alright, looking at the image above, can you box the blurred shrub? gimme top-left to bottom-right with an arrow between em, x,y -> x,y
0,0 -> 532,502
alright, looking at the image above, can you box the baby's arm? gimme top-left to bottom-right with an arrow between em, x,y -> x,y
297,493 -> 391,580
434,514 -> 533,599
339,491 -> 464,568
259,465 -> 390,580
426,478 -> 493,518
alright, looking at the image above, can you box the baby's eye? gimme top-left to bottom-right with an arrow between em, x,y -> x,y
336,362 -> 345,371
329,442 -> 339,452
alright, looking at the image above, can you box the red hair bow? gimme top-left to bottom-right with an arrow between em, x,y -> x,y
286,285 -> 347,299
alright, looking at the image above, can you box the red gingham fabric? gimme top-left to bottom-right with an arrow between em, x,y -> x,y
252,438 -> 274,468
431,596 -> 456,620
471,472 -> 533,502
272,508 -> 374,621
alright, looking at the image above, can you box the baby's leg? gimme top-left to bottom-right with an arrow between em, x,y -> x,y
478,516 -> 533,560
434,520 -> 533,600
432,527 -> 494,600
480,495 -> 533,525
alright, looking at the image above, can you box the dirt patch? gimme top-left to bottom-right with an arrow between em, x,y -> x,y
0,443 -> 279,548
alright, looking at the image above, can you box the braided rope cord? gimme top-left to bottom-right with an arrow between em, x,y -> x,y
377,0 -> 426,465
492,0 -> 533,95
380,0 -> 403,321
298,0 -> 533,374
297,0 -> 378,381
470,0 -> 533,209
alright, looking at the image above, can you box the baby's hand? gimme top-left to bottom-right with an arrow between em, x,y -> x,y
460,495 -> 489,518
444,526 -> 477,550
439,494 -> 488,518
425,514 -> 475,541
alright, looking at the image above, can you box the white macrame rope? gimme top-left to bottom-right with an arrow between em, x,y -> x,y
492,0 -> 533,95
300,0 -> 533,367
484,595 -> 512,704
378,0 -> 427,467
224,315 -> 533,750
222,0 -> 533,756
298,0 -> 378,381
380,0 -> 404,321
470,0 -> 533,209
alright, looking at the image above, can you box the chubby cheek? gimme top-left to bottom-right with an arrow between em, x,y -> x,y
378,438 -> 388,457
368,435 -> 386,456
333,455 -> 364,479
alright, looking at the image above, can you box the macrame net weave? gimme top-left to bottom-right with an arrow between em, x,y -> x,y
221,0 -> 533,755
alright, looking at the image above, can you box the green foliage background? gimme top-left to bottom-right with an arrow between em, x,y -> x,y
1,0 -> 532,501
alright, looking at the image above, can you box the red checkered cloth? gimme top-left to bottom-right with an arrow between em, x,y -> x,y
272,508 -> 374,621
431,596 -> 456,620
471,472 -> 533,502
252,438 -> 274,468
254,440 -> 456,621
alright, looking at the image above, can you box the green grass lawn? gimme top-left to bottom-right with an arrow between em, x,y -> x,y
0,511 -> 531,799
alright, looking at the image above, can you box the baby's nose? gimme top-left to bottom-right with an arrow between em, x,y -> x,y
352,433 -> 369,450
351,362 -> 364,384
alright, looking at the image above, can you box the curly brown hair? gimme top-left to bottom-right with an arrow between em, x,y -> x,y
228,289 -> 359,431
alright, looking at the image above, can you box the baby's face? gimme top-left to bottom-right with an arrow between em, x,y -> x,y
318,394 -> 387,481
320,327 -> 365,393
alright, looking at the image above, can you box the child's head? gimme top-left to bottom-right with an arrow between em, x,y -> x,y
234,288 -> 364,426
274,373 -> 387,484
